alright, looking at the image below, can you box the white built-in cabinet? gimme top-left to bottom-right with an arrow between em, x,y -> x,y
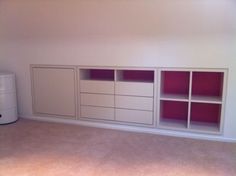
31,66 -> 77,118
158,68 -> 227,134
31,65 -> 227,134
79,68 -> 156,126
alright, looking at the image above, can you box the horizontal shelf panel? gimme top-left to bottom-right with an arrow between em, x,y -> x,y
80,78 -> 114,81
191,95 -> 222,104
159,118 -> 187,129
190,121 -> 220,133
160,94 -> 189,102
116,80 -> 154,83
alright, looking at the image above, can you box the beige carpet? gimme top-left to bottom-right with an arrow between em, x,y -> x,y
0,119 -> 235,176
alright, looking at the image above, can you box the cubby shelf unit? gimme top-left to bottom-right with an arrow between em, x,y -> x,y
157,68 -> 227,134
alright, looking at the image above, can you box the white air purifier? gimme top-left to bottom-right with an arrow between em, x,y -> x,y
0,72 -> 18,124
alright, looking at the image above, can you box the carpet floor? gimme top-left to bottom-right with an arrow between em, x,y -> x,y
0,119 -> 236,176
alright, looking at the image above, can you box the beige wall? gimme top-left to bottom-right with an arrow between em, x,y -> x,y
0,0 -> 236,139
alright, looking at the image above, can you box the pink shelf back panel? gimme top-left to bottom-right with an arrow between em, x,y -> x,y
191,103 -> 221,123
162,71 -> 190,95
161,100 -> 188,120
192,72 -> 224,97
122,70 -> 154,82
90,69 -> 114,80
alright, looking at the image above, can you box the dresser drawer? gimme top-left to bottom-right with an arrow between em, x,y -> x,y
81,106 -> 114,120
115,82 -> 153,97
115,96 -> 153,111
115,109 -> 153,125
80,80 -> 114,94
80,93 -> 114,107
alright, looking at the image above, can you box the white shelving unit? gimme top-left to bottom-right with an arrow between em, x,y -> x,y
30,65 -> 227,134
157,68 -> 227,134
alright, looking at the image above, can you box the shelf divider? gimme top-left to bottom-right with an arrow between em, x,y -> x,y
187,71 -> 193,129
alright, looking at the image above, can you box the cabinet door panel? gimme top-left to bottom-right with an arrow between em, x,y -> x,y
32,67 -> 76,117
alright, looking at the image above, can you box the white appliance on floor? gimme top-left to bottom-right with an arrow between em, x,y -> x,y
0,72 -> 18,124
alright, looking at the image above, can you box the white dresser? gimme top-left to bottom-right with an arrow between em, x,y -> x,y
0,72 -> 18,124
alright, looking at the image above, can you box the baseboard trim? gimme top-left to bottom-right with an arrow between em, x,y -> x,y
19,114 -> 236,143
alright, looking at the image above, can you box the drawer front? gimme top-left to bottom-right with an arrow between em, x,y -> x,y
0,92 -> 17,109
80,80 -> 114,94
81,93 -> 114,107
81,106 -> 114,120
115,109 -> 153,125
115,96 -> 153,111
115,82 -> 153,97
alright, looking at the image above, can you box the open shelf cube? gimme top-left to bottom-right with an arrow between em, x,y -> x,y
159,100 -> 188,128
190,102 -> 221,132
116,70 -> 154,83
160,71 -> 190,101
191,72 -> 224,101
80,69 -> 115,81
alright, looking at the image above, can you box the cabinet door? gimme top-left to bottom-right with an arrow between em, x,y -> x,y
32,67 -> 76,118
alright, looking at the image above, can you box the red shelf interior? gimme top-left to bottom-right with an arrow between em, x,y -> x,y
192,72 -> 224,97
162,71 -> 190,95
121,70 -> 154,82
90,69 -> 114,80
191,103 -> 221,123
161,100 -> 188,121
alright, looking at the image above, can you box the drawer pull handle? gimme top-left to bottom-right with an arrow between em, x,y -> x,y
0,114 -> 2,118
